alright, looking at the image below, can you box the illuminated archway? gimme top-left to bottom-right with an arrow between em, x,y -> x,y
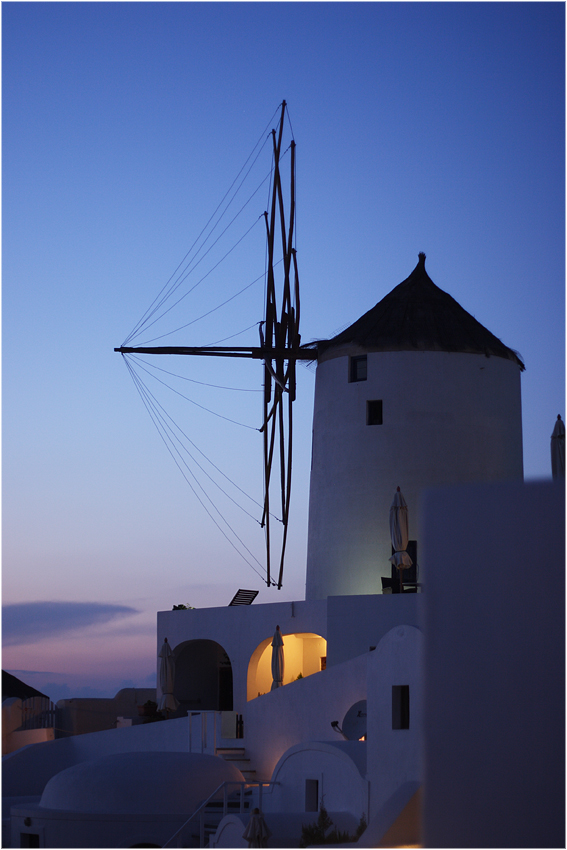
173,639 -> 233,712
247,632 -> 327,700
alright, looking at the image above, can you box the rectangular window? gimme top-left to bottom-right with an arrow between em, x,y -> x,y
366,400 -> 383,425
392,685 -> 410,729
20,835 -> 40,849
349,355 -> 367,382
305,779 -> 319,812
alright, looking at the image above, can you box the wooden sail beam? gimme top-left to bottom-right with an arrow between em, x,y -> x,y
114,345 -> 315,360
116,101 -> 309,590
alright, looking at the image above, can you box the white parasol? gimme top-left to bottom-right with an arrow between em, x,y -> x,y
270,625 -> 284,690
242,808 -> 272,848
158,637 -> 179,715
389,487 -> 413,592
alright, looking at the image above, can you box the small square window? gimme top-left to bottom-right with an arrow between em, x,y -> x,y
367,400 -> 383,425
350,355 -> 367,382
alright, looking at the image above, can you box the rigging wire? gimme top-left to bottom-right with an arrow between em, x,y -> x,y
125,211 -> 264,346
128,353 -> 261,393
123,355 -> 283,521
124,137 -> 277,346
124,358 -> 271,584
125,355 -> 258,430
124,145 -> 292,349
285,104 -> 296,143
125,359 -> 267,521
204,321 -> 263,348
135,263 -> 265,347
124,105 -> 281,346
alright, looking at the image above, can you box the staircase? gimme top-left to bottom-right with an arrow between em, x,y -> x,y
197,793 -> 252,846
185,748 -> 269,846
194,748 -> 259,845
216,746 -> 257,781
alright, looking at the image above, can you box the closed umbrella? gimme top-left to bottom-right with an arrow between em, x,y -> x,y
389,487 -> 413,592
551,415 -> 565,480
158,637 -> 179,715
243,808 -> 272,848
270,626 -> 284,690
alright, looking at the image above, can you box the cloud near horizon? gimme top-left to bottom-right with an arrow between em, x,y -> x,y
2,601 -> 139,646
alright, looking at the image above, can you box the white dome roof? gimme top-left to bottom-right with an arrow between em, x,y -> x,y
40,751 -> 244,815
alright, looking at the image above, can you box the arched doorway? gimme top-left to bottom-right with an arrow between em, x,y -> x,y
173,640 -> 233,712
247,632 -> 327,700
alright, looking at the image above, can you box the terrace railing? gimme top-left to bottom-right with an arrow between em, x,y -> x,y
162,779 -> 277,848
20,696 -> 55,730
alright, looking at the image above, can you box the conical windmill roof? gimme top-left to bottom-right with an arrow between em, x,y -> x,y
318,253 -> 524,369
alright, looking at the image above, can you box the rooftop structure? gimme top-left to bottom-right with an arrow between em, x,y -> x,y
317,252 -> 524,368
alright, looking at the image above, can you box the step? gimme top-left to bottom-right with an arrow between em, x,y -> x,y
205,801 -> 251,811
216,747 -> 246,756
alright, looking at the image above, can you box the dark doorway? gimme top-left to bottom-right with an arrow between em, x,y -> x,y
174,640 -> 233,712
219,662 -> 233,711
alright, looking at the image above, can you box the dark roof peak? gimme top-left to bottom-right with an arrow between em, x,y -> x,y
318,255 -> 524,370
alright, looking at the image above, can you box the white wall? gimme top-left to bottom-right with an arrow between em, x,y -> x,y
421,480 -> 564,848
3,715 -> 192,797
2,698 -> 55,755
365,625 -> 424,819
326,594 -> 421,666
266,741 -> 368,817
306,350 -> 523,599
3,728 -> 54,757
2,699 -> 23,738
10,806 -> 189,849
243,652 -> 369,780
158,598 -> 328,711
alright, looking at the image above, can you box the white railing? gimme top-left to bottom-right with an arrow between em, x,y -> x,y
188,710 -> 218,753
162,780 -> 278,848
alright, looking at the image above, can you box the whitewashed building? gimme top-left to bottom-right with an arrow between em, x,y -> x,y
306,252 -> 524,598
4,257 -> 563,849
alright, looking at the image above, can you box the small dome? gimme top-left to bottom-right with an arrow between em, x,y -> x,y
40,751 -> 244,815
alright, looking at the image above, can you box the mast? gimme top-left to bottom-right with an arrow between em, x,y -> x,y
115,101 -> 313,590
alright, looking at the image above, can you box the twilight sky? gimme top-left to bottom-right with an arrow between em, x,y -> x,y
3,2 -> 564,702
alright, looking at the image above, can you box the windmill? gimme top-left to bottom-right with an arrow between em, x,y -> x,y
115,102 -> 315,589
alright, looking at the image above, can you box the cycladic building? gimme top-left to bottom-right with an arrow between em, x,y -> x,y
4,256 -> 563,850
306,252 -> 524,599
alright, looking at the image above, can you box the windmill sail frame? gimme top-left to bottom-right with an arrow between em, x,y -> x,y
115,101 -> 314,589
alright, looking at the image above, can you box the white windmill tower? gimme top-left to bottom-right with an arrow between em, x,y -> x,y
305,253 -> 524,600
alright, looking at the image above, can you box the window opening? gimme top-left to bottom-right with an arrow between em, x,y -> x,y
305,779 -> 319,812
350,355 -> 367,382
366,400 -> 383,425
392,685 -> 410,729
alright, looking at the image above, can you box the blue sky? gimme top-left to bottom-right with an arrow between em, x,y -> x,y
3,2 -> 564,702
